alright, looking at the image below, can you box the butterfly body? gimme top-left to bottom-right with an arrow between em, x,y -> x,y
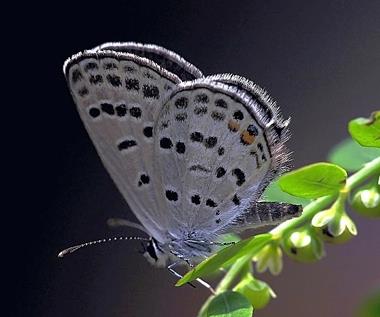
63,42 -> 301,268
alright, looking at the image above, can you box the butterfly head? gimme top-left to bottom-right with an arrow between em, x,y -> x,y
141,238 -> 169,268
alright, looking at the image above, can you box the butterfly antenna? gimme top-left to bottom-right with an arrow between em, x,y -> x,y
58,236 -> 150,258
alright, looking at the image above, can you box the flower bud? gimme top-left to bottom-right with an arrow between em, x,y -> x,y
253,243 -> 283,275
283,228 -> 325,262
233,273 -> 276,309
352,183 -> 380,217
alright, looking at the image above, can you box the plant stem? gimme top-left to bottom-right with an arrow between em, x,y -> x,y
271,156 -> 380,237
199,156 -> 380,315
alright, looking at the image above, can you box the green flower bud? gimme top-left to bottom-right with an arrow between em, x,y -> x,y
283,228 -> 325,262
233,273 -> 276,310
312,206 -> 357,244
253,243 -> 283,275
352,182 -> 380,217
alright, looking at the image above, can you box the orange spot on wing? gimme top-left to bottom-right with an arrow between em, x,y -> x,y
228,120 -> 240,132
241,131 -> 255,145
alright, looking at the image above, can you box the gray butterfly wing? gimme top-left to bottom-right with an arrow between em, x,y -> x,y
153,77 -> 291,240
64,44 -> 203,243
92,42 -> 203,81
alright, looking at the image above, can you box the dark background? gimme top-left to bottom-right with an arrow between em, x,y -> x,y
11,1 -> 379,316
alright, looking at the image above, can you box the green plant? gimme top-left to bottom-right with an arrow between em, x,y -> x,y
176,111 -> 380,317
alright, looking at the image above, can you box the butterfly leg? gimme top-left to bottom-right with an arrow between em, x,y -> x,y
167,262 -> 215,293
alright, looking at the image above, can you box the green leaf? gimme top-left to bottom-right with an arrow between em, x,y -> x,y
199,291 -> 253,317
278,163 -> 347,199
349,111 -> 380,148
328,138 -> 380,172
261,180 -> 310,206
176,234 -> 272,286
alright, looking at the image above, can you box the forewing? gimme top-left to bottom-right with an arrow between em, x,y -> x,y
153,78 -> 290,238
64,48 -> 199,243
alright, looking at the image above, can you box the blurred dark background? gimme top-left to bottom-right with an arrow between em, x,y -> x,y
10,1 -> 380,316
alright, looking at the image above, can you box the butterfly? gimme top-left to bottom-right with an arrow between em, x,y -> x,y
60,42 -> 301,283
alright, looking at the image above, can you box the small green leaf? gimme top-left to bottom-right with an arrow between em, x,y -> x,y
262,180 -> 310,206
328,138 -> 380,172
278,163 -> 347,199
176,234 -> 272,286
200,291 -> 253,317
349,111 -> 380,148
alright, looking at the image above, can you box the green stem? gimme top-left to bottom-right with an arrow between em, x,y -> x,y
271,156 -> 380,237
215,257 -> 247,293
199,156 -> 380,314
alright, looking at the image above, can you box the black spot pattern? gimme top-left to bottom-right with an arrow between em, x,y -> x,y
175,113 -> 187,121
84,62 -> 98,71
195,94 -> 209,103
233,110 -> 244,120
118,139 -> 137,151
160,137 -> 173,149
89,107 -> 100,118
143,126 -> 153,138
215,99 -> 228,108
206,199 -> 217,208
191,132 -> 204,142
89,75 -> 103,85
189,165 -> 211,173
130,107 -> 142,118
194,106 -> 207,115
106,74 -> 122,87
104,62 -> 117,70
215,210 -> 221,216
138,174 -> 150,187
115,104 -> 127,117
191,194 -> 201,205
232,168 -> 246,186
78,87 -> 89,97
125,78 -> 140,91
232,194 -> 240,205
218,147 -> 225,156
215,218 -> 221,224
258,143 -> 264,152
175,97 -> 188,109
204,137 -> 217,148
101,103 -> 115,115
142,84 -> 159,99
166,190 -> 178,202
216,167 -> 226,178
211,111 -> 226,121
247,124 -> 259,136
124,66 -> 136,73
176,142 -> 186,154
72,69 -> 82,83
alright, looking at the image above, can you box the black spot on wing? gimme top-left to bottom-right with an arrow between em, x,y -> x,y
211,111 -> 226,121
194,106 -> 207,115
115,104 -> 127,117
78,87 -> 89,97
125,78 -> 140,91
191,194 -> 201,205
206,199 -> 217,208
215,99 -> 228,108
218,147 -> 225,156
89,107 -> 100,118
101,103 -> 115,115
118,139 -> 137,151
142,84 -> 159,99
143,126 -> 153,138
130,107 -> 142,118
232,194 -> 240,205
233,110 -> 244,120
195,94 -> 209,103
232,168 -> 246,186
138,174 -> 150,187
190,132 -> 204,142
89,74 -> 103,85
204,137 -> 217,148
175,113 -> 188,121
247,124 -> 259,136
72,69 -> 82,83
160,137 -> 173,149
165,190 -> 178,201
84,62 -> 98,71
106,74 -> 122,87
175,97 -> 188,109
216,167 -> 226,178
176,142 -> 186,154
